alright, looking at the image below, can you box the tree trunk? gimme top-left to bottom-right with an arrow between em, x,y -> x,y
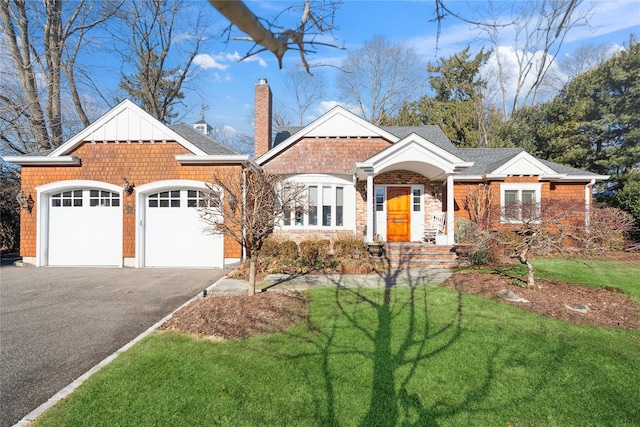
518,248 -> 537,289
248,254 -> 257,296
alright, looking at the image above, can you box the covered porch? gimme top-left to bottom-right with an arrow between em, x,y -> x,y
353,133 -> 472,245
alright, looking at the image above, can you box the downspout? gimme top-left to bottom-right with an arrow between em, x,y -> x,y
446,175 -> 455,245
585,178 -> 596,228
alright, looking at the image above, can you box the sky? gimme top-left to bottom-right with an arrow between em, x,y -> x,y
1,0 -> 638,149
183,0 -> 640,138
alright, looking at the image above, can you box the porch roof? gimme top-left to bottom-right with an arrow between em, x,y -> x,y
353,133 -> 473,180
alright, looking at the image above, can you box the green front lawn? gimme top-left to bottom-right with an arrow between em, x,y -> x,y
36,282 -> 640,426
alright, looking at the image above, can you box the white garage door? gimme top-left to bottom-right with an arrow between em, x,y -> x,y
144,189 -> 223,268
48,189 -> 122,266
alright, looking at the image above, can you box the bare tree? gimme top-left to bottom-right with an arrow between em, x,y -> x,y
473,0 -> 591,119
200,169 -> 306,295
280,67 -> 326,125
114,0 -> 204,124
338,36 -> 425,125
208,0 -> 341,74
491,198 -> 586,289
0,0 -> 121,153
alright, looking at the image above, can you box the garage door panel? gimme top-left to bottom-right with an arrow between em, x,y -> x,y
48,189 -> 122,266
144,189 -> 223,268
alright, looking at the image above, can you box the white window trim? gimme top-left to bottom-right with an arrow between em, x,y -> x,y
280,174 -> 353,230
500,183 -> 542,223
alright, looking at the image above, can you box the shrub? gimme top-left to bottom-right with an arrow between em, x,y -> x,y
278,240 -> 299,260
333,232 -> 366,258
260,238 -> 280,258
299,238 -> 330,264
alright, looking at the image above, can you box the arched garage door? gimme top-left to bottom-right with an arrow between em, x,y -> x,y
143,188 -> 223,268
48,189 -> 122,266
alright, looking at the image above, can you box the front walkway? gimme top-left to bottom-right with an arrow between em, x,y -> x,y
210,268 -> 453,294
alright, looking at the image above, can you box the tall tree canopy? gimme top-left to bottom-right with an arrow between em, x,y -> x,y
115,0 -> 203,124
544,40 -> 639,185
386,47 -> 495,147
0,0 -> 121,153
338,36 -> 424,125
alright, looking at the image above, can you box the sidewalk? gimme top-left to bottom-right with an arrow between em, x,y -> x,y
208,268 -> 453,295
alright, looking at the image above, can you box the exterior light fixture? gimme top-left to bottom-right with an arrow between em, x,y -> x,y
17,191 -> 34,214
123,177 -> 135,195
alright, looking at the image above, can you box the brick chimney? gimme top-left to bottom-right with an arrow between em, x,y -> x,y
254,78 -> 272,158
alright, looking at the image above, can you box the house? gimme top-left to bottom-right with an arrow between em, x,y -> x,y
253,79 -> 609,246
3,100 -> 253,268
4,79 -> 609,268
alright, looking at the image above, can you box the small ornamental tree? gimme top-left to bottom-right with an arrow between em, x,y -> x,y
491,198 -> 586,289
200,169 -> 306,295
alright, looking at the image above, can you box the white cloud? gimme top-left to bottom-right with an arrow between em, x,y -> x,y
193,53 -> 229,70
226,50 -> 268,67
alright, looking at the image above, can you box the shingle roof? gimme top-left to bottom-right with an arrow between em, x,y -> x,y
453,148 -> 524,175
273,125 -> 457,151
273,123 -> 600,178
169,123 -> 239,155
381,126 -> 457,151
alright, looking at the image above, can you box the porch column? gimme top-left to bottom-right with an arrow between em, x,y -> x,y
366,173 -> 374,242
446,174 -> 455,245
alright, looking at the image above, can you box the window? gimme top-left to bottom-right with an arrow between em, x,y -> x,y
308,186 -> 318,225
501,184 -> 541,222
412,189 -> 421,212
283,184 -> 346,228
51,190 -> 83,207
187,190 -> 219,208
322,186 -> 331,226
89,190 -> 120,207
336,187 -> 344,226
148,190 -> 180,208
375,188 -> 385,212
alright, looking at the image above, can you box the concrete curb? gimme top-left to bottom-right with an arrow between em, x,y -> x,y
13,276 -> 230,427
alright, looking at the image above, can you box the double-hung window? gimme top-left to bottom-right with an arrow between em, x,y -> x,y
501,183 -> 541,222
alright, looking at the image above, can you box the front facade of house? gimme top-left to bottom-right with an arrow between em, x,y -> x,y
4,100 -> 250,268
254,80 -> 608,246
5,80 -> 608,268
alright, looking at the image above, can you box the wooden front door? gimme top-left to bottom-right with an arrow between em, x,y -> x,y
386,187 -> 411,242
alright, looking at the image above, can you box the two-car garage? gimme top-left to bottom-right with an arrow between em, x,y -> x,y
38,181 -> 223,268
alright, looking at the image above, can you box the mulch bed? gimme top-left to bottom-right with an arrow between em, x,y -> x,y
441,272 -> 640,330
162,290 -> 308,339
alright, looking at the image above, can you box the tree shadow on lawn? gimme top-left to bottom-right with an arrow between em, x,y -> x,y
268,257 -> 570,426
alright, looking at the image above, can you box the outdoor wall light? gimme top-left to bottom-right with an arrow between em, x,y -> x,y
16,191 -> 34,214
123,177 -> 135,195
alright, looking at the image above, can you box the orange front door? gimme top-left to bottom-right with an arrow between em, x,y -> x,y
386,187 -> 411,242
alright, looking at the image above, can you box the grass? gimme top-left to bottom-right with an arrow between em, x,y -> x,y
498,258 -> 640,301
35,277 -> 640,427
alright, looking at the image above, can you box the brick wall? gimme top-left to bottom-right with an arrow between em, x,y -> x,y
19,141 -> 243,260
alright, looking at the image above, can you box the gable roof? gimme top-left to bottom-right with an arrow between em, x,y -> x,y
258,106 -> 399,164
453,148 -> 609,181
354,133 -> 472,181
2,100 -> 253,166
49,99 -> 208,157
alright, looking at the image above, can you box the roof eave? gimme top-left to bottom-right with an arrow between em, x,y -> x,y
175,154 -> 258,169
2,155 -> 81,166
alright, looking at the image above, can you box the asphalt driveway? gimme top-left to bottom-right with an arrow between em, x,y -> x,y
0,265 -> 228,427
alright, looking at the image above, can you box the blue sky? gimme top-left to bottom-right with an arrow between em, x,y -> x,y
183,0 -> 640,137
1,0 -> 637,146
